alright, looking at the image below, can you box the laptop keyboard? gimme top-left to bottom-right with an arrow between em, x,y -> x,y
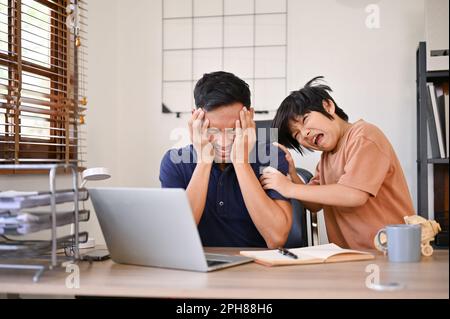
207,260 -> 229,267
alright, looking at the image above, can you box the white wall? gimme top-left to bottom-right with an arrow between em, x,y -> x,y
0,0 -> 426,245
288,0 -> 425,193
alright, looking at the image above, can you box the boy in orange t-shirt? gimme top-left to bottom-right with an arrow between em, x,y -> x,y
260,76 -> 414,249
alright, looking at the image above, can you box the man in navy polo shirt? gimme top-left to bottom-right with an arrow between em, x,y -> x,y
159,72 -> 292,248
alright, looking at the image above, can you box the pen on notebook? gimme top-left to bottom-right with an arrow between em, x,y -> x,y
277,247 -> 298,259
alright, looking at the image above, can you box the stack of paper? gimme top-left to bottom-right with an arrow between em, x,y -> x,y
0,210 -> 90,235
0,189 -> 89,210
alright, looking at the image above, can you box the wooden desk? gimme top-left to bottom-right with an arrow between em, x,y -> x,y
0,248 -> 448,299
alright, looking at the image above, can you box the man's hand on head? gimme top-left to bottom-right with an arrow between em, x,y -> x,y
189,108 -> 214,164
230,107 -> 256,165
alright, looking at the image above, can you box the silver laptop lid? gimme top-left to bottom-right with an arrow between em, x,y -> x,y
89,187 -> 209,272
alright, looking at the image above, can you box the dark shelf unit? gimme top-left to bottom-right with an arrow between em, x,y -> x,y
427,158 -> 450,164
426,70 -> 450,81
416,42 -> 449,248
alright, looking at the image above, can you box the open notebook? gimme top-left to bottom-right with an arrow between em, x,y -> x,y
240,243 -> 374,267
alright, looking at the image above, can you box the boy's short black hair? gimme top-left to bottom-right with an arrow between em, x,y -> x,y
272,76 -> 349,155
194,71 -> 251,111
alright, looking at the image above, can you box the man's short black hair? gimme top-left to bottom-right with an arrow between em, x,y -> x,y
272,76 -> 349,155
194,71 -> 251,111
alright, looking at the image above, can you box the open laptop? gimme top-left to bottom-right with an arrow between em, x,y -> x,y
89,188 -> 253,272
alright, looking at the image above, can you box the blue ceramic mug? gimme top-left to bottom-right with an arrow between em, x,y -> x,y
375,224 -> 421,262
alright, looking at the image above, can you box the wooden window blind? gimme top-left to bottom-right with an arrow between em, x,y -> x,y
0,0 -> 87,172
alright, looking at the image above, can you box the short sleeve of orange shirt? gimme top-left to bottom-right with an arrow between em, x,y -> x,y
337,135 -> 390,197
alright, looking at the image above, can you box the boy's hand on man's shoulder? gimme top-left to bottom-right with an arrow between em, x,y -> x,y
273,142 -> 304,185
259,167 -> 293,198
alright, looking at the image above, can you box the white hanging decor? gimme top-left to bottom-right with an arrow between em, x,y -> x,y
66,1 -> 81,47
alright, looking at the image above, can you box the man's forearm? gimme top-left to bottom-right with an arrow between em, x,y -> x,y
234,164 -> 292,248
186,163 -> 212,224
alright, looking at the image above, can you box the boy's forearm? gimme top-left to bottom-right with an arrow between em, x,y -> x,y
287,173 -> 322,211
234,163 -> 292,248
186,163 -> 212,224
286,183 -> 369,208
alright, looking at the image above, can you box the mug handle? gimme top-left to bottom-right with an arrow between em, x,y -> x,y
375,228 -> 388,253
